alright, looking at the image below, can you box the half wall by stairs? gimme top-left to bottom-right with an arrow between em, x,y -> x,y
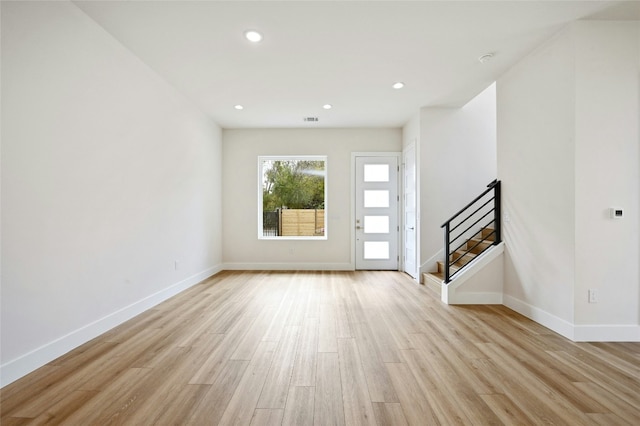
423,239 -> 504,304
423,179 -> 504,304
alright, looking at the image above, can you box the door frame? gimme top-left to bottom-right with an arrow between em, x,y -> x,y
351,152 -> 402,270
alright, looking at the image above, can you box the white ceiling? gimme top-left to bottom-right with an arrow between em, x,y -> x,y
73,1 -> 639,129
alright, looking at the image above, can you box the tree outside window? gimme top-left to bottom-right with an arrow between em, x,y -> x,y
259,156 -> 327,239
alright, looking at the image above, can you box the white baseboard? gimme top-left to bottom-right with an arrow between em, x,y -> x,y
504,295 -> 640,342
0,264 -> 223,388
503,294 -> 575,340
573,325 -> 640,342
222,262 -> 355,271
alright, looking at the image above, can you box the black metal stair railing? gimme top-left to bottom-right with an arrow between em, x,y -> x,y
440,180 -> 501,283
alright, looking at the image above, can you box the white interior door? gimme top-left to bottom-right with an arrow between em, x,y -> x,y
355,156 -> 399,270
403,144 -> 418,279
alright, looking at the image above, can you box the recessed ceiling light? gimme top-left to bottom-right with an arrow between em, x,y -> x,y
392,82 -> 404,89
244,30 -> 263,43
478,53 -> 494,63
234,104 -> 244,110
323,104 -> 332,110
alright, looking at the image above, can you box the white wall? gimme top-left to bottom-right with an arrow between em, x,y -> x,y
419,83 -> 497,274
1,1 -> 223,385
402,112 -> 420,150
222,128 -> 401,269
573,22 -> 639,336
497,29 -> 576,330
498,21 -> 640,341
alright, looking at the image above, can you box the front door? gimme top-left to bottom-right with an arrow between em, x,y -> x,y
355,155 -> 399,270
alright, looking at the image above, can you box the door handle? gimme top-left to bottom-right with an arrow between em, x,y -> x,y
356,226 -> 362,230
408,227 -> 414,230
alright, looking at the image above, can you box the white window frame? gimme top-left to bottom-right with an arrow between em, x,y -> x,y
258,155 -> 328,240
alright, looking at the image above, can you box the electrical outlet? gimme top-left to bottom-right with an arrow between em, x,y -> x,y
588,289 -> 597,303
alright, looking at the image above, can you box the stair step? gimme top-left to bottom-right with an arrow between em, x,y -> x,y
437,249 -> 478,277
466,238 -> 493,254
479,227 -> 496,241
450,250 -> 477,266
422,272 -> 442,296
437,260 -> 461,274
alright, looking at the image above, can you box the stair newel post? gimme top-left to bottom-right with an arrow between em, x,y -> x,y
444,222 -> 451,283
494,181 -> 501,245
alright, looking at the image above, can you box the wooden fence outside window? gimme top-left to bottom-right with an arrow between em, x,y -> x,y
263,209 -> 325,237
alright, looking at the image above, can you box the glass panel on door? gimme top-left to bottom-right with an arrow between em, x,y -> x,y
364,164 -> 389,182
364,241 -> 390,259
364,216 -> 389,234
364,190 -> 389,208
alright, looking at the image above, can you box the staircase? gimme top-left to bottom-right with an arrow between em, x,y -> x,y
423,227 -> 495,295
422,180 -> 502,297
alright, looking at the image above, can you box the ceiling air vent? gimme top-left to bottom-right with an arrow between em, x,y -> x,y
303,117 -> 319,122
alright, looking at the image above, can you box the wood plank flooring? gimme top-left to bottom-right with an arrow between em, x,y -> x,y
1,270 -> 639,425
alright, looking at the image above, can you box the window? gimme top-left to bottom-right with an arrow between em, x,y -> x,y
258,156 -> 327,239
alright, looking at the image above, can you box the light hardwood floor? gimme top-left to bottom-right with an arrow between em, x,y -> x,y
1,271 -> 639,425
